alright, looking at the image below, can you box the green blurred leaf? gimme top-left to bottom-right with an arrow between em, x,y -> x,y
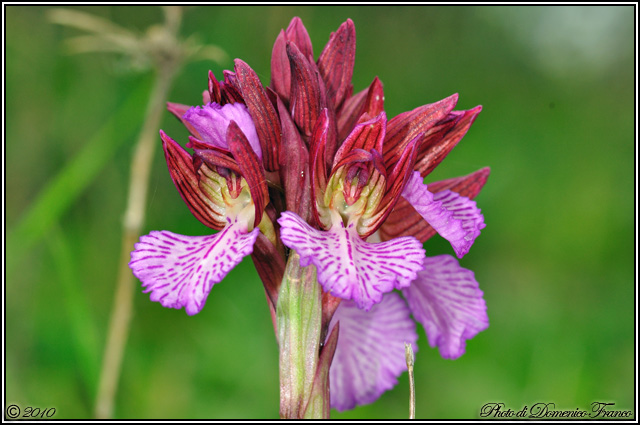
7,80 -> 150,277
46,224 -> 101,400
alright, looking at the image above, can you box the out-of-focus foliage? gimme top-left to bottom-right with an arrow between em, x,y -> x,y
5,5 -> 634,419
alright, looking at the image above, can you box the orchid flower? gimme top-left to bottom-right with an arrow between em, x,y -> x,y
273,18 -> 489,412
129,16 -> 490,418
129,74 -> 283,315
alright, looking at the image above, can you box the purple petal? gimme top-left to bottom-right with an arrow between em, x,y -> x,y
278,211 -> 425,311
182,103 -> 262,159
379,167 -> 490,243
329,293 -> 418,411
402,255 -> 488,359
402,171 -> 484,258
129,219 -> 259,315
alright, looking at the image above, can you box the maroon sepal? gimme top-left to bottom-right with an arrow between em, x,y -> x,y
186,135 -> 227,152
332,112 -> 386,168
160,130 -> 226,230
335,77 -> 385,142
332,149 -> 387,207
251,232 -> 285,311
317,19 -> 356,110
366,134 -> 420,238
310,109 -> 330,228
220,70 -> 244,104
336,85 -> 367,141
332,148 -> 385,175
193,148 -> 241,176
362,76 -> 385,117
264,86 -> 279,110
235,59 -> 282,172
415,105 -> 482,177
271,18 -> 317,107
286,17 -> 315,63
192,146 -> 244,200
428,166 -> 490,196
226,120 -> 270,227
277,96 -> 312,223
287,41 -> 322,139
317,76 -> 340,172
271,30 -> 291,105
321,293 -> 341,342
208,70 -> 222,104
379,167 -> 490,242
383,94 -> 458,169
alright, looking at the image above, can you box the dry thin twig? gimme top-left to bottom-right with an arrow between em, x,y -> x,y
93,7 -> 184,418
405,342 -> 415,419
49,6 -> 227,418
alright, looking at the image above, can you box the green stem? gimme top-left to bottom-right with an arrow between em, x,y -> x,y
277,252 -> 330,419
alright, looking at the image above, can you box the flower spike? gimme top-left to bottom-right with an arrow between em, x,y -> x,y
133,16 -> 491,415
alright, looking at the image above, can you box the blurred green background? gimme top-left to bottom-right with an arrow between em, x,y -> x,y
5,5 -> 635,420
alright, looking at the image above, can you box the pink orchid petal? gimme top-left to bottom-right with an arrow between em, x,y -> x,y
402,255 -> 488,359
278,211 -> 425,311
329,293 -> 418,411
402,171 -> 484,258
182,103 -> 262,159
129,219 -> 259,315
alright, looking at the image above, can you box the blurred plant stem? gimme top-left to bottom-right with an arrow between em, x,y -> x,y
94,64 -> 177,419
94,7 -> 184,419
44,6 -> 228,418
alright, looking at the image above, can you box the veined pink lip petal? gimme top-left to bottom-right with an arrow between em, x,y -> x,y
278,211 -> 424,311
130,221 -> 259,316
